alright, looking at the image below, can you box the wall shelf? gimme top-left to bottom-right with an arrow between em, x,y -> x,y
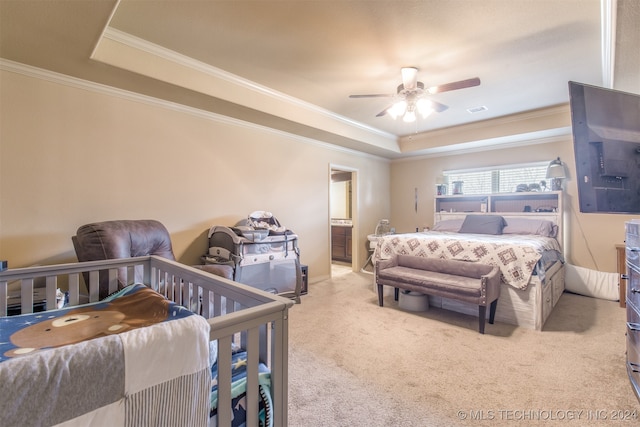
435,191 -> 561,215
434,192 -> 563,244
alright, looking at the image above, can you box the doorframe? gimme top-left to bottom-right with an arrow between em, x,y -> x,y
329,164 -> 358,276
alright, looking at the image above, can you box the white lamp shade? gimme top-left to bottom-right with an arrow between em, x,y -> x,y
546,157 -> 567,179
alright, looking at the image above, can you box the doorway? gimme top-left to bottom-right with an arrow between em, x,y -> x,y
330,166 -> 357,277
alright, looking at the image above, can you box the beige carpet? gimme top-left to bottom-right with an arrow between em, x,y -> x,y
288,270 -> 638,426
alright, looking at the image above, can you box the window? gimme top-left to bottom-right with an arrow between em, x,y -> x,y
442,162 -> 548,195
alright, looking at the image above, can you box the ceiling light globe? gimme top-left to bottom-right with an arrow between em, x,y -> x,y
388,100 -> 407,119
403,110 -> 417,123
416,99 -> 434,118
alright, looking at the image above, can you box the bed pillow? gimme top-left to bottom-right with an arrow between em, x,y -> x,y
431,219 -> 464,232
458,215 -> 506,235
503,218 -> 557,237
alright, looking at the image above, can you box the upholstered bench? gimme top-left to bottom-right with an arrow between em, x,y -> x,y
375,254 -> 501,334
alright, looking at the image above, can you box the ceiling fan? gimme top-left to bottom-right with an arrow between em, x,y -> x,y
349,67 -> 480,122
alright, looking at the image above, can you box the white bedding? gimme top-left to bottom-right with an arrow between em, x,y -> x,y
374,231 -> 562,290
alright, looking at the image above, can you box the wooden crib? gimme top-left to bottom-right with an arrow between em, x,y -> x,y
0,255 -> 293,427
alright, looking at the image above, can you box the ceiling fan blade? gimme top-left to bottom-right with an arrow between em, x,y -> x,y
376,106 -> 392,117
401,67 -> 418,90
428,77 -> 481,94
349,94 -> 393,98
431,100 -> 449,113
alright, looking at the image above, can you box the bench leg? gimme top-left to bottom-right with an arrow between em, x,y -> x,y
478,300 -> 498,334
394,287 -> 399,301
377,284 -> 384,306
478,306 -> 487,334
489,299 -> 498,324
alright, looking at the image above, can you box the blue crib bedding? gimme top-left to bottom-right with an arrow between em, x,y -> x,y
0,283 -> 195,361
0,283 -> 273,427
210,349 -> 273,427
0,284 -> 211,427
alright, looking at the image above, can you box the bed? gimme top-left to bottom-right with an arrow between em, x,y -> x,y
0,255 -> 293,427
373,213 -> 565,331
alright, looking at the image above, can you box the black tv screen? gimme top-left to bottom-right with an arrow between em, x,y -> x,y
569,81 -> 640,214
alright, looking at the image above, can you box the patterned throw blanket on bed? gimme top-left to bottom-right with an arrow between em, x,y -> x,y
0,284 -> 211,427
374,232 -> 562,290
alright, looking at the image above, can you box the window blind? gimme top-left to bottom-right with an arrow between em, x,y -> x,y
443,163 -> 548,195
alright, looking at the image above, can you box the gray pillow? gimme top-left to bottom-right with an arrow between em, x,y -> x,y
502,218 -> 557,237
459,215 -> 506,235
432,219 -> 464,232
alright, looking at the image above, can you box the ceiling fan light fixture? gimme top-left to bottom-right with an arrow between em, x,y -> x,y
402,109 -> 417,123
350,68 -> 480,123
416,98 -> 434,118
349,67 -> 480,123
401,67 -> 419,90
387,100 -> 407,119
388,97 -> 433,122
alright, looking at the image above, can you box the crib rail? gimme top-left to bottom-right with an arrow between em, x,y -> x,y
0,256 -> 293,427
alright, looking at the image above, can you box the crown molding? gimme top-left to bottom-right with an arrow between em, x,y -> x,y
1,57 -> 572,163
398,103 -> 571,153
393,128 -> 571,162
99,27 -> 397,142
0,59 -> 390,162
404,104 -> 570,140
601,0 -> 617,88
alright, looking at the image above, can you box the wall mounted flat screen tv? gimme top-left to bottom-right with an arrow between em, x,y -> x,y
569,81 -> 640,214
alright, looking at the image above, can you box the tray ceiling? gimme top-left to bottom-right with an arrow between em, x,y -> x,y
2,0 -> 638,158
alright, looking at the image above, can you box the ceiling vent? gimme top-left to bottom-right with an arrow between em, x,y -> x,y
467,105 -> 488,114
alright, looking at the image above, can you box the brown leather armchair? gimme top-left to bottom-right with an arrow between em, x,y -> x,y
72,219 -> 234,299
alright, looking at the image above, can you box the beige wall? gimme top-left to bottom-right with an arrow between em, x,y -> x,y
0,69 -> 391,282
1,66 -> 634,282
390,140 -> 637,273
